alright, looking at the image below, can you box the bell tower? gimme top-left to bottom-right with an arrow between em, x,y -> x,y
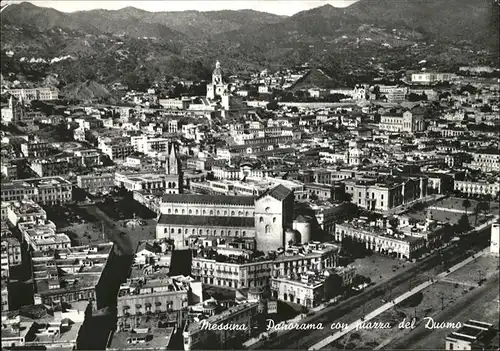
165,143 -> 183,194
206,60 -> 229,102
212,61 -> 223,85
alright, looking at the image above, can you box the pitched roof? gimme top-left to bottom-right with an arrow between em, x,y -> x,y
162,194 -> 255,206
257,184 -> 293,201
136,241 -> 161,254
158,215 -> 255,228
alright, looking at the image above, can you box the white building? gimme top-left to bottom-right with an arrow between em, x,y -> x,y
491,223 -> 499,256
454,180 -> 499,197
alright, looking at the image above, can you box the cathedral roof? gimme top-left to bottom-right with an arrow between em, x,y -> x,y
162,193 -> 255,206
257,184 -> 293,201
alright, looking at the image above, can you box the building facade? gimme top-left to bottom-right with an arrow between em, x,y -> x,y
334,222 -> 426,260
1,177 -> 72,205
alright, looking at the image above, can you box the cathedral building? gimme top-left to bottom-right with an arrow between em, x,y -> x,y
156,184 -> 294,252
165,143 -> 183,194
206,60 -> 231,110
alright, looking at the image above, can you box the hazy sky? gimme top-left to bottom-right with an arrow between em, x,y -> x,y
23,1 -> 358,16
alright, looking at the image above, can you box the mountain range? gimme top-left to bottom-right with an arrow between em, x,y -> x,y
1,1 -> 498,90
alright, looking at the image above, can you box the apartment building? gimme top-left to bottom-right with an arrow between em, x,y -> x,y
378,85 -> 408,102
18,220 -> 71,252
269,267 -> 354,308
1,177 -> 72,205
192,256 -> 273,289
130,135 -> 170,156
117,271 -> 190,320
30,159 -> 70,177
77,173 -> 115,194
5,199 -> 47,226
243,135 -> 292,146
411,72 -> 456,84
115,172 -> 167,192
1,237 -> 22,272
5,88 -> 59,102
335,222 -> 426,260
100,139 -> 135,160
20,141 -> 52,158
345,176 -> 427,212
468,151 -> 499,173
70,149 -> 102,167
1,160 -> 17,180
454,180 -> 499,197
183,302 -> 260,350
272,242 -> 339,277
159,98 -> 190,110
1,280 -> 8,312
32,243 -> 114,309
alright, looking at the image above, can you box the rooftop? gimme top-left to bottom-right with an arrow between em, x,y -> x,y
162,193 -> 255,206
108,326 -> 174,350
257,184 -> 293,201
1,176 -> 71,190
185,302 -> 259,333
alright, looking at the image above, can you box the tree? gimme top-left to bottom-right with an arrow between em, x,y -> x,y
266,101 -> 278,110
456,214 -> 470,234
473,204 -> 481,227
462,199 -> 471,215
388,218 -> 399,230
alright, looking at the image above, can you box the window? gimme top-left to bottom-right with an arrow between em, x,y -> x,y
171,228 -> 175,234
196,210 -> 199,214
381,194 -> 384,200
259,217 -> 264,223
168,209 -> 171,214
273,217 -> 276,223
210,210 -> 214,215
189,209 -> 192,214
231,211 -> 235,216
175,209 -> 178,214
265,225 -> 271,234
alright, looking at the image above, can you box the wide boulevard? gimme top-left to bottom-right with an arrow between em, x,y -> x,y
250,224 -> 492,350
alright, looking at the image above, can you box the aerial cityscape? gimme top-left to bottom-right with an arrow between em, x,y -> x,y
0,1 -> 499,350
